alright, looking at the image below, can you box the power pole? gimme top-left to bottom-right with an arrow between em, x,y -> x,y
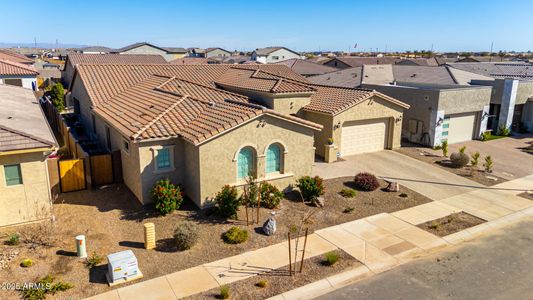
34,37 -> 37,48
490,42 -> 494,62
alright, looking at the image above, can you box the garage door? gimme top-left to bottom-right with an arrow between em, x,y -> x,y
340,119 -> 388,156
443,113 -> 475,144
4,79 -> 23,87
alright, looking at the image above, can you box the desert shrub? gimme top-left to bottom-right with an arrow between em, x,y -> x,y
222,226 -> 248,244
19,275 -> 72,300
459,146 -> 466,154
151,179 -> 183,215
441,140 -> 449,157
480,131 -> 491,141
296,176 -> 325,202
470,152 -> 480,167
260,182 -> 283,209
322,252 -> 339,266
354,172 -> 380,191
343,206 -> 355,213
220,285 -> 230,299
7,233 -> 20,245
256,280 -> 268,288
85,252 -> 103,269
339,188 -> 356,198
21,258 -> 33,268
498,125 -> 511,136
433,144 -> 442,150
484,155 -> 494,172
215,185 -> 241,219
174,222 -> 199,251
450,152 -> 470,168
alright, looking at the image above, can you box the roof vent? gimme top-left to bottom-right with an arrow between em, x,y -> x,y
411,74 -> 417,77
208,101 -> 215,107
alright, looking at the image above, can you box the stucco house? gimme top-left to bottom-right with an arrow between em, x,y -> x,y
251,47 -> 301,64
0,85 -> 57,227
274,58 -> 337,77
205,48 -> 232,58
0,49 -> 35,65
112,42 -> 187,61
67,64 -> 408,207
77,46 -> 113,54
0,59 -> 38,90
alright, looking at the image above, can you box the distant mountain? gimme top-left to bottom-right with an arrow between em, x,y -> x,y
0,42 -> 88,49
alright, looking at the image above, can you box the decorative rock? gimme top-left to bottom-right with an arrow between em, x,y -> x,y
385,181 -> 400,192
315,196 -> 325,208
262,217 -> 277,236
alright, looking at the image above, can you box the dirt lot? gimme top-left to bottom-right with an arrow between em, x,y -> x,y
0,178 -> 431,299
395,145 -> 507,186
417,212 -> 486,237
188,250 -> 361,300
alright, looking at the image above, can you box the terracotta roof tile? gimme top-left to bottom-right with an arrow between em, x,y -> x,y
67,53 -> 167,67
274,58 -> 337,76
0,49 -> 34,64
0,125 -> 53,152
0,59 -> 38,76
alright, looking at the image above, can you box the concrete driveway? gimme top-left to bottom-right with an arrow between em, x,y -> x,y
448,134 -> 533,180
313,151 -> 484,201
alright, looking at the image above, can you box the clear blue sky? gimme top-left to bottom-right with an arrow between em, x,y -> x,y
1,0 -> 533,52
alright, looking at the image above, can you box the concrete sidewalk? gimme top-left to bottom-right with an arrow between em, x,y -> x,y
86,176 -> 533,300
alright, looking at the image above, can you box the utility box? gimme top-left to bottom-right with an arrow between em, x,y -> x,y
106,250 -> 142,286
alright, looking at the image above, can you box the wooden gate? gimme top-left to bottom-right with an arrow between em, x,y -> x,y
90,154 -> 114,186
59,159 -> 87,192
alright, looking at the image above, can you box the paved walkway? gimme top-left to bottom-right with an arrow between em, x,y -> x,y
313,151 -> 484,201
86,176 -> 533,300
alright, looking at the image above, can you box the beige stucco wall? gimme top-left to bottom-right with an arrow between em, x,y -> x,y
120,45 -> 171,61
196,115 -> 316,207
206,49 -> 231,58
305,96 -> 404,158
0,151 -> 52,227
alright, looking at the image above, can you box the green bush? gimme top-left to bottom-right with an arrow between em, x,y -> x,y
339,188 -> 356,198
442,140 -> 449,157
222,226 -> 248,244
484,155 -> 494,172
481,131 -> 491,141
85,252 -> 103,269
215,185 -> 241,219
19,275 -> 72,300
256,280 -> 268,288
260,183 -> 283,209
296,176 -> 325,202
151,179 -> 183,215
48,82 -> 65,112
471,152 -> 480,167
21,258 -> 33,268
343,206 -> 355,213
7,233 -> 20,245
459,146 -> 466,154
498,125 -> 511,136
174,221 -> 199,251
322,252 -> 339,266
220,285 -> 230,299
450,152 -> 470,168
354,172 -> 380,191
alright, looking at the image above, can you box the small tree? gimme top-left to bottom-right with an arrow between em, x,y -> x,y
441,140 -> 449,157
296,176 -> 325,203
471,152 -> 480,167
151,179 -> 183,215
484,155 -> 494,173
49,82 -> 65,112
215,185 -> 241,219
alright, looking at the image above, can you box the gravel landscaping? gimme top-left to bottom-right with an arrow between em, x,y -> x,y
0,177 -> 431,299
395,145 -> 507,186
187,250 -> 361,300
417,212 -> 486,237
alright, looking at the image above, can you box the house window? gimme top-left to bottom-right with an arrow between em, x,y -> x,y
122,138 -> 130,154
237,147 -> 255,179
4,164 -> 23,186
105,125 -> 111,151
272,56 -> 279,60
156,147 -> 172,170
266,144 -> 281,174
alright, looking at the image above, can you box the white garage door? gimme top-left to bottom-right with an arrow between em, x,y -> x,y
340,119 -> 388,156
443,113 -> 476,144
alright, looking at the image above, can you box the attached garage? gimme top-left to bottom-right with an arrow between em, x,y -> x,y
340,119 -> 388,156
442,113 -> 476,144
3,78 -> 23,87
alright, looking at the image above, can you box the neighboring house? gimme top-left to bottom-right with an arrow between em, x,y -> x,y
0,85 -> 57,227
448,62 -> 533,132
307,56 -> 333,65
169,57 -> 218,65
455,56 -> 506,63
62,53 -> 167,89
68,64 -> 408,207
274,58 -> 338,77
0,59 -> 39,89
112,42 -> 186,61
308,67 -> 363,88
0,49 -> 35,65
187,48 -> 207,58
251,47 -> 301,64
78,46 -> 113,54
34,61 -> 62,88
395,57 -> 446,66
323,57 -> 400,69
205,47 -> 232,58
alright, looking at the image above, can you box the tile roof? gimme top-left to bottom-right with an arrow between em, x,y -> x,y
67,53 -> 167,67
215,67 -> 316,94
113,42 -> 166,53
306,56 -> 332,64
392,65 -> 457,85
0,59 -> 38,76
170,57 -> 215,65
206,47 -> 230,53
331,57 -> 400,67
162,47 -> 187,53
274,59 -> 338,76
0,49 -> 34,64
0,125 -> 53,152
448,62 -> 533,81
79,46 -> 113,53
305,84 -> 410,115
308,67 -> 363,88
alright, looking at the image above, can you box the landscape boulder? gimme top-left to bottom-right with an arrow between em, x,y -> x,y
315,196 -> 325,208
385,181 -> 400,192
262,217 -> 277,236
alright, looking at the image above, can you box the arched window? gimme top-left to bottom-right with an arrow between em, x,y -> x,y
237,147 -> 255,179
266,144 -> 282,174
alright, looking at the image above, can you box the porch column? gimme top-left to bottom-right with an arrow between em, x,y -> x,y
498,79 -> 518,131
